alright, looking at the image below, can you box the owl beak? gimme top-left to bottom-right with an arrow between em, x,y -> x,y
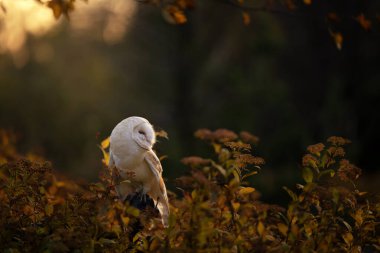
135,139 -> 151,150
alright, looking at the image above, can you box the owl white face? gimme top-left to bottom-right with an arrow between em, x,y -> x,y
132,120 -> 156,150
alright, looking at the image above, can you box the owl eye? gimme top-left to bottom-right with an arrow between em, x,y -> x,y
138,130 -> 146,135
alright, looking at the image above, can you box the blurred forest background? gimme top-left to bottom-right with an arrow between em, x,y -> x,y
0,0 -> 379,202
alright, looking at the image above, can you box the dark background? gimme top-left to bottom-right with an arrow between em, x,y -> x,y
0,1 -> 379,201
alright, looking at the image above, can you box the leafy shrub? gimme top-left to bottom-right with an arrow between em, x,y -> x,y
0,129 -> 378,252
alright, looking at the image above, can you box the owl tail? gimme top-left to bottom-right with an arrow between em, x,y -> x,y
156,196 -> 169,228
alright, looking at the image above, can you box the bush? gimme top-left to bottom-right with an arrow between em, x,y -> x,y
0,129 -> 378,252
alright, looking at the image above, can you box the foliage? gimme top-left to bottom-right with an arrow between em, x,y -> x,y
37,0 -> 379,50
0,129 -> 379,252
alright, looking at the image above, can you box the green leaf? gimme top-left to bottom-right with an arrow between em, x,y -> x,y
211,160 -> 226,177
318,169 -> 335,179
302,167 -> 313,183
283,186 -> 298,201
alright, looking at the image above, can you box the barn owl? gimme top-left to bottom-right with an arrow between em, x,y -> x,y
109,116 -> 170,227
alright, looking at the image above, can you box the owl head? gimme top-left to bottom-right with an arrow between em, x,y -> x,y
125,116 -> 156,150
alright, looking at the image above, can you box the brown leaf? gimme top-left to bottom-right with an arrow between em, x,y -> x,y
356,13 -> 371,31
155,129 -> 169,139
47,1 -> 62,19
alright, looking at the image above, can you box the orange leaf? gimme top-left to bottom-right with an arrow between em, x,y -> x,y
303,0 -> 312,5
162,5 -> 187,25
242,11 -> 250,25
277,223 -> 288,236
356,13 -> 371,31
238,187 -> 255,195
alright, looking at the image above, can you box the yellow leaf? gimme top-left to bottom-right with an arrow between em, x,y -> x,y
99,147 -> 110,166
121,216 -> 130,225
101,137 -> 110,149
342,232 -> 353,245
232,201 -> 240,211
238,187 -> 255,195
257,221 -> 265,236
330,31 -> 343,50
304,223 -> 313,237
277,223 -> 288,236
191,189 -> 197,200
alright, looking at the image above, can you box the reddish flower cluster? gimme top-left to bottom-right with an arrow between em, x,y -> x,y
302,154 -> 318,167
239,131 -> 260,144
234,154 -> 265,168
181,156 -> 210,166
327,136 -> 351,146
194,129 -> 238,142
327,146 -> 346,157
337,159 -> 362,182
307,143 -> 325,155
224,141 -> 251,151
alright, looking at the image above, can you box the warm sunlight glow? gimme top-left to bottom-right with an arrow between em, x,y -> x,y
70,0 -> 137,44
0,0 -> 57,54
0,0 -> 136,66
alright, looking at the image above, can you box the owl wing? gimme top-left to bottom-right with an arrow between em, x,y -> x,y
144,150 -> 170,227
109,151 -> 135,201
144,149 -> 162,176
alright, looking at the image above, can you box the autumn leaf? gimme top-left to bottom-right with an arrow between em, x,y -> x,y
242,11 -> 250,25
356,13 -> 371,31
303,0 -> 312,5
327,12 -> 340,22
162,5 -> 187,25
330,31 -> 343,50
342,232 -> 353,245
101,137 -> 110,149
277,223 -> 288,236
47,1 -> 62,19
232,201 -> 240,211
302,167 -> 313,183
238,187 -> 255,195
257,221 -> 265,236
155,129 -> 169,139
